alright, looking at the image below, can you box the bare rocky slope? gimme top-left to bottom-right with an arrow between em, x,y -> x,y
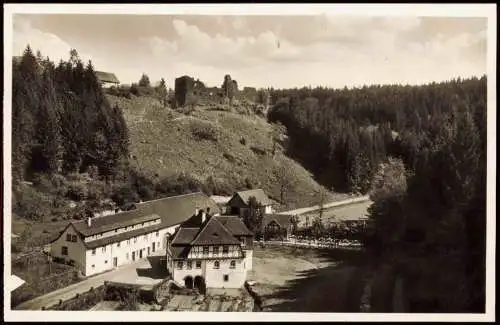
106,94 -> 349,210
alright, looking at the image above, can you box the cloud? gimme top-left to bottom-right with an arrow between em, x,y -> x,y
13,16 -> 104,67
12,15 -> 488,89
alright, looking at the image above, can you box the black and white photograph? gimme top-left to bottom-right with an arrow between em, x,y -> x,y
3,3 -> 496,322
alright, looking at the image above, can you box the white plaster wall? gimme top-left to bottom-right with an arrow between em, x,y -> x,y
264,205 -> 273,214
172,260 -> 205,284
204,259 -> 247,288
244,249 -> 253,271
50,225 -> 86,273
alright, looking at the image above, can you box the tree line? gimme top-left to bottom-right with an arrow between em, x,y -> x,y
267,76 -> 487,312
12,46 -> 129,182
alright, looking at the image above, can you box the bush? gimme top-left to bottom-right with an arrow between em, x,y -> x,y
13,186 -> 53,221
155,172 -> 203,197
111,184 -> 140,206
240,137 -> 247,146
203,175 -> 234,196
191,121 -> 221,142
67,182 -> 88,201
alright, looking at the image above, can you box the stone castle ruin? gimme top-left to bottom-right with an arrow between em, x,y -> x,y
174,74 -> 262,110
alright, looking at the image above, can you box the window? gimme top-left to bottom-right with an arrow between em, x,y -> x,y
195,261 -> 202,269
134,237 -> 137,243
72,235 -> 77,242
105,260 -> 108,264
213,246 -> 220,255
156,231 -> 159,237
92,249 -> 96,256
127,240 -> 130,245
177,261 -> 183,270
222,246 -> 229,255
230,260 -> 236,269
117,242 -> 121,248
126,253 -> 129,260
187,261 -> 192,270
223,274 -> 229,282
214,261 -> 220,269
203,246 -> 209,254
92,264 -> 95,268
102,246 -> 106,253
61,246 -> 68,255
66,234 -> 72,242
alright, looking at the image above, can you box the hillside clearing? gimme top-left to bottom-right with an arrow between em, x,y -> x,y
108,94 -> 349,210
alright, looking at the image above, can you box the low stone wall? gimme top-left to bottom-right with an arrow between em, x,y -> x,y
45,285 -> 106,311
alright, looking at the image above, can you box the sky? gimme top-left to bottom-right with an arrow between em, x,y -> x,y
11,14 -> 488,89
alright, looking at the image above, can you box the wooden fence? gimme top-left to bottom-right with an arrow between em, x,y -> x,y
261,239 -> 364,251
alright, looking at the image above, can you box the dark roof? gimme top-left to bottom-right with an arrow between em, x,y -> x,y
95,71 -> 120,84
228,189 -> 273,208
171,228 -> 199,245
170,246 -> 189,260
72,212 -> 161,237
214,216 -> 253,236
136,192 -> 220,229
190,217 -> 241,246
84,222 -> 165,249
263,214 -> 294,228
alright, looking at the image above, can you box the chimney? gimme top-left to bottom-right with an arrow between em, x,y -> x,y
201,210 -> 207,223
195,208 -> 199,216
87,217 -> 92,227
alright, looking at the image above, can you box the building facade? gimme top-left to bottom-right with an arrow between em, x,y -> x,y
166,211 -> 254,290
226,189 -> 274,218
50,192 -> 221,277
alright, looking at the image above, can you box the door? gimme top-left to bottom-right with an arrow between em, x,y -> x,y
132,251 -> 136,261
113,257 -> 118,267
139,249 -> 143,259
152,242 -> 156,253
147,247 -> 150,255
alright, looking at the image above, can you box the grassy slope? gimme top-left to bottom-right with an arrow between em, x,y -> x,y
107,94 -> 350,211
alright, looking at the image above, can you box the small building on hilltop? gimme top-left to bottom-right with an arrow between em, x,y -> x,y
95,71 -> 120,88
49,192 -> 220,277
166,210 -> 253,290
226,189 -> 274,217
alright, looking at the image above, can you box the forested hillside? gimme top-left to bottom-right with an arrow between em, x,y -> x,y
267,77 -> 487,312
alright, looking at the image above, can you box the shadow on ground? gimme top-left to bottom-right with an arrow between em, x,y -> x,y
135,255 -> 166,279
260,247 -> 367,313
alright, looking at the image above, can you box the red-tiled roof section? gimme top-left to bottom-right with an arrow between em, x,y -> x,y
72,211 -> 161,237
190,217 -> 241,246
229,189 -> 273,207
214,216 -> 253,236
137,192 -> 221,229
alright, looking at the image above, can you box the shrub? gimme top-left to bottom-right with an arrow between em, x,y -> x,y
155,172 -> 203,197
190,121 -> 221,142
111,184 -> 140,206
13,186 -> 53,221
240,137 -> 247,146
250,146 -> 267,156
67,182 -> 88,201
203,175 -> 234,196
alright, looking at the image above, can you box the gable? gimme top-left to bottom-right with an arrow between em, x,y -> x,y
227,193 -> 248,208
190,218 -> 241,246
